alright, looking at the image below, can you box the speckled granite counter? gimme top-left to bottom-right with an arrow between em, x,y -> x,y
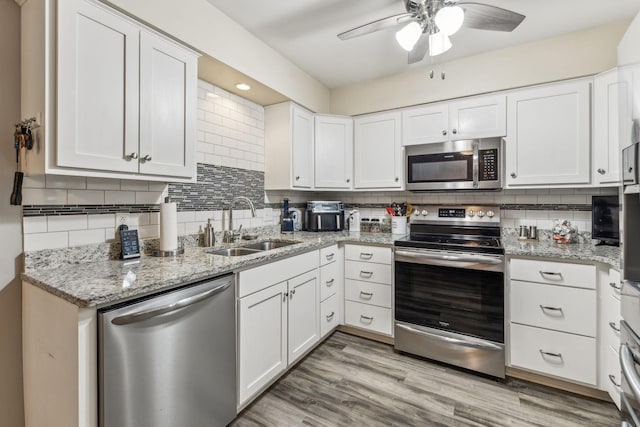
503,235 -> 620,270
22,231 -> 397,308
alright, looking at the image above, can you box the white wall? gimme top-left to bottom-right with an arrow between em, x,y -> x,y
618,11 -> 640,65
104,0 -> 330,113
330,21 -> 628,116
0,1 -> 25,426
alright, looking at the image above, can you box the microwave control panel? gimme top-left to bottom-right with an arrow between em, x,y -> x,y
479,149 -> 498,181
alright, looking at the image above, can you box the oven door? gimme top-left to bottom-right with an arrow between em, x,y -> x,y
621,280 -> 640,426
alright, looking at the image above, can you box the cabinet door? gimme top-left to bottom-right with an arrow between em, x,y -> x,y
315,115 -> 353,189
57,0 -> 139,173
238,281 -> 288,406
291,105 -> 314,189
449,95 -> 506,140
506,80 -> 591,186
354,112 -> 403,189
401,104 -> 448,146
139,31 -> 197,178
288,270 -> 319,365
593,70 -> 629,185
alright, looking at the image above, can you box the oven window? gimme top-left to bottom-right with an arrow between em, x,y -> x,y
395,261 -> 504,343
408,153 -> 472,183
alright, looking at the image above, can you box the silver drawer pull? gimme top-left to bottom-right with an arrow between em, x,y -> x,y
609,374 -> 621,388
539,305 -> 563,315
610,281 -> 622,291
360,271 -> 373,278
359,291 -> 373,300
539,270 -> 563,280
325,253 -> 335,261
359,252 -> 373,260
539,350 -> 563,362
326,311 -> 335,321
360,315 -> 374,324
610,322 -> 621,333
326,278 -> 335,286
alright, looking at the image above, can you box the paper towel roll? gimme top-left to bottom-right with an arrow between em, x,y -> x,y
160,201 -> 178,251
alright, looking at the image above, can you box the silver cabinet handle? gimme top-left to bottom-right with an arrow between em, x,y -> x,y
325,253 -> 335,261
359,291 -> 373,300
510,172 -> 517,178
539,350 -> 563,362
610,281 -> 622,291
326,311 -> 335,321
111,280 -> 231,325
325,278 -> 335,287
452,129 -> 457,134
283,291 -> 289,301
442,130 -> 447,135
609,374 -> 621,388
290,289 -> 295,299
360,315 -> 374,323
346,178 -> 350,183
125,152 -> 138,160
359,252 -> 373,260
141,154 -> 152,162
295,175 -> 300,181
539,305 -> 563,315
395,177 -> 399,182
597,168 -> 606,175
539,270 -> 563,280
359,271 -> 373,278
610,322 -> 621,333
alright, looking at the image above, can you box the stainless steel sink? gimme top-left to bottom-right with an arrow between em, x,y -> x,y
241,239 -> 302,251
205,247 -> 263,257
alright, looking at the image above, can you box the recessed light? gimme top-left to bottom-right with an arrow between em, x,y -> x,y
235,83 -> 251,91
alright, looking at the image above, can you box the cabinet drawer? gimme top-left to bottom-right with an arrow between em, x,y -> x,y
320,294 -> 339,338
510,323 -> 596,385
510,258 -> 596,289
345,301 -> 392,336
605,344 -> 621,409
320,245 -> 339,266
602,292 -> 621,350
320,261 -> 339,301
345,245 -> 392,265
345,261 -> 391,285
345,279 -> 392,308
510,280 -> 596,336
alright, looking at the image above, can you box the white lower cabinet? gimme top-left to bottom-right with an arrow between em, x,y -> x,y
345,301 -> 393,335
288,270 -> 320,364
320,294 -> 340,337
319,244 -> 342,337
599,266 -> 621,408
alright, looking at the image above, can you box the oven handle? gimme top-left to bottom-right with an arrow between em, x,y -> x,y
472,140 -> 479,188
621,343 -> 640,403
395,249 -> 503,266
396,323 -> 503,351
621,391 -> 640,427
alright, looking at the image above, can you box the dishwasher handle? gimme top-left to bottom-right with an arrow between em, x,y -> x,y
111,280 -> 232,325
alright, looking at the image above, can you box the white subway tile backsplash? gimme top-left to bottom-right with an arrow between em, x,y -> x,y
138,225 -> 159,239
120,180 -> 149,191
24,232 -> 68,251
177,211 -> 196,223
135,191 -> 164,205
23,188 -> 67,205
105,191 -> 136,205
23,216 -> 47,234
86,177 -> 121,191
22,174 -> 46,189
561,195 -> 588,204
47,215 -> 87,232
67,190 -> 105,205
45,175 -> 86,189
69,229 -> 105,246
88,214 -> 115,229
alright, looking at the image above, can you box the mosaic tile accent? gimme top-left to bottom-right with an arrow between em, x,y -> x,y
169,163 -> 265,211
23,204 -> 160,217
267,202 -> 593,211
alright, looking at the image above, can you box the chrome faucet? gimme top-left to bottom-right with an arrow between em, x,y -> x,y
224,196 -> 257,243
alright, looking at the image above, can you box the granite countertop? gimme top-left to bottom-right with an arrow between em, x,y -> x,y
22,231 -> 397,308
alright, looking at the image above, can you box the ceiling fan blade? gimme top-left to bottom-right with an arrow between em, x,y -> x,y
408,33 -> 429,64
338,13 -> 415,40
457,2 -> 525,32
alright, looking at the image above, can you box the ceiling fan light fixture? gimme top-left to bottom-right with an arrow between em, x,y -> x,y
395,21 -> 422,51
428,32 -> 452,56
434,6 -> 464,36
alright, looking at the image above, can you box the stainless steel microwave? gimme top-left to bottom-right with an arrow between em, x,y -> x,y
405,138 -> 502,191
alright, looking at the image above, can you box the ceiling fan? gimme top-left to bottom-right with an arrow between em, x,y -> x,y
337,0 -> 526,64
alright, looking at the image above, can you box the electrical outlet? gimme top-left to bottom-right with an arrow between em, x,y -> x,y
119,215 -> 127,225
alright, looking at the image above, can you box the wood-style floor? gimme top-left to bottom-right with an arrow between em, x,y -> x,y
231,331 -> 621,427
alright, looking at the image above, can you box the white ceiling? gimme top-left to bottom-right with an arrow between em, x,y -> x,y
205,0 -> 640,89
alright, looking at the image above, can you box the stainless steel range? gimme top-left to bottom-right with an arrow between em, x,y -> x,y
394,205 -> 505,378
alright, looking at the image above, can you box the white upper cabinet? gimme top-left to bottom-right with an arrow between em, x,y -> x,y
314,115 -> 353,189
265,102 -> 314,190
506,79 -> 591,187
23,0 -> 199,182
593,69 -> 630,186
401,95 -> 506,146
354,112 -> 403,189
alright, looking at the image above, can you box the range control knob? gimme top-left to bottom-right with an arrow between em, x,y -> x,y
421,210 -> 429,216
413,210 -> 421,217
486,210 -> 495,218
467,210 -> 475,217
477,211 -> 486,218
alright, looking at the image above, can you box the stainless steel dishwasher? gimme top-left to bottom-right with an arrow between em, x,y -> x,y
99,274 -> 236,427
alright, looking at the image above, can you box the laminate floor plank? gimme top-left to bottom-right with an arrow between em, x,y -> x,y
231,332 -> 620,427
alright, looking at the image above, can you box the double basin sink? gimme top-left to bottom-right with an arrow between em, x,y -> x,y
205,239 -> 302,257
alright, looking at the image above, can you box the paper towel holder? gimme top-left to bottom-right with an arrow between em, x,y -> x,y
153,196 -> 185,257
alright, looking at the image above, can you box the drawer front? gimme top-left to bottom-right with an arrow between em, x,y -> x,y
510,280 -> 596,336
345,279 -> 392,308
320,245 -> 339,266
345,260 -> 392,285
602,292 -> 621,350
320,261 -> 339,301
607,268 -> 622,300
345,300 -> 392,335
510,258 -> 596,289
605,344 -> 621,409
345,244 -> 392,265
510,323 -> 596,385
320,294 -> 340,337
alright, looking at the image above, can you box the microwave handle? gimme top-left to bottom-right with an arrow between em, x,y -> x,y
472,140 -> 479,188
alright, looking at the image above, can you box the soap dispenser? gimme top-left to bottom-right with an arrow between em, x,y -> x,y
203,218 -> 215,247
